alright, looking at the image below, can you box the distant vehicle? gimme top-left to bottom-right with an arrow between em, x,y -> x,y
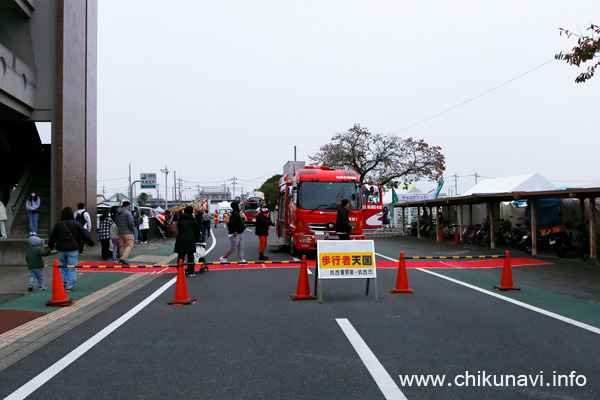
215,201 -> 233,222
241,191 -> 265,224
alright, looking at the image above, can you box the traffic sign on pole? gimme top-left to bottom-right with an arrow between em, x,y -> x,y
140,173 -> 157,189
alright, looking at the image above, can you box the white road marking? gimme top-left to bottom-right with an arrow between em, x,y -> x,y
378,252 -> 600,335
336,318 -> 407,400
418,268 -> 600,336
5,277 -> 177,400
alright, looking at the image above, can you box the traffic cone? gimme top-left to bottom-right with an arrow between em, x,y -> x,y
494,251 -> 520,291
438,227 -> 445,242
453,227 -> 460,245
46,260 -> 74,306
391,252 -> 413,294
168,259 -> 197,305
291,255 -> 316,300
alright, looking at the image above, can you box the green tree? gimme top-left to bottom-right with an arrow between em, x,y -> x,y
555,24 -> 600,83
309,124 -> 445,186
138,192 -> 148,206
258,174 -> 282,210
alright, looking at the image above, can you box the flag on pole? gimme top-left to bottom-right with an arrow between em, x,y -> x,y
392,188 -> 398,203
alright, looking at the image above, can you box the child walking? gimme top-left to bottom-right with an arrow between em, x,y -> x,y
26,235 -> 51,291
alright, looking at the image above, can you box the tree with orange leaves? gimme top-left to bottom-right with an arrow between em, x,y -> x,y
555,24 -> 600,83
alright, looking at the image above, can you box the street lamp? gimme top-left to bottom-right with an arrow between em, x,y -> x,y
160,166 -> 169,209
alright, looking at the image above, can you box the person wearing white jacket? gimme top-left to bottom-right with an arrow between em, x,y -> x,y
139,211 -> 150,243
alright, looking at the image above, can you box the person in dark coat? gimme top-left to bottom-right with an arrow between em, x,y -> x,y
48,207 -> 95,292
335,199 -> 352,240
255,204 -> 272,261
174,206 -> 200,276
219,200 -> 246,263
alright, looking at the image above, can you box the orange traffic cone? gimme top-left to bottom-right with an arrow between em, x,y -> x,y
438,226 -> 444,242
46,260 -> 74,306
494,251 -> 520,291
291,255 -> 316,300
391,252 -> 413,294
453,227 -> 460,245
168,259 -> 196,305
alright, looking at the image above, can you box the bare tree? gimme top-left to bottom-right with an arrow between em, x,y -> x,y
309,124 -> 445,186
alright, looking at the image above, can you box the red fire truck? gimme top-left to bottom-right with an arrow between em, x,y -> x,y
275,165 -> 365,256
361,184 -> 384,229
241,191 -> 265,224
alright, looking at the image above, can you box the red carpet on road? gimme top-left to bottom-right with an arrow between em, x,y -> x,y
79,258 -> 549,272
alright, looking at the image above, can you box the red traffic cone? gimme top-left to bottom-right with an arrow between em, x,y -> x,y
438,226 -> 445,242
391,252 -> 413,294
494,251 -> 520,291
168,259 -> 196,305
46,260 -> 74,306
453,227 -> 460,245
291,255 -> 316,300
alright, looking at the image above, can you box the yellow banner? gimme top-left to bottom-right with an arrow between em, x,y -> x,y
319,252 -> 374,268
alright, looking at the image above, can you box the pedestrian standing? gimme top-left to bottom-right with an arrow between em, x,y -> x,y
139,211 -> 149,243
25,190 -> 40,235
382,206 -> 390,232
115,201 -> 134,264
0,199 -> 7,238
97,210 -> 113,260
255,204 -> 273,261
222,211 -> 230,230
174,206 -> 200,276
201,209 -> 212,239
336,199 -> 352,240
109,220 -> 120,263
48,207 -> 95,292
132,210 -> 140,243
219,200 -> 246,263
25,235 -> 51,291
74,202 -> 92,255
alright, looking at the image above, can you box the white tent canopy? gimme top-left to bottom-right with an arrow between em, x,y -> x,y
461,173 -> 556,196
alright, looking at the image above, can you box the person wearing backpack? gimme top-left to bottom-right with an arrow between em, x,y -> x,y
74,203 -> 92,255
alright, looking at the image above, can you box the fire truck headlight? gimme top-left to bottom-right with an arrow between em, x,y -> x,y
299,236 -> 312,243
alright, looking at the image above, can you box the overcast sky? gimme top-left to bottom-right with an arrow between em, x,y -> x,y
94,0 -> 600,199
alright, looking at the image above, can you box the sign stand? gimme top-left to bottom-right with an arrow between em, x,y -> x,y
316,240 -> 378,304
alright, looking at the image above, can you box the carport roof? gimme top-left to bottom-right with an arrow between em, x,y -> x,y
392,187 -> 600,208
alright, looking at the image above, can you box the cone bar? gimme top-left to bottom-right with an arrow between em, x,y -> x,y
168,259 -> 197,305
391,252 -> 413,294
46,260 -> 74,306
453,227 -> 460,245
494,251 -> 520,291
291,255 -> 316,300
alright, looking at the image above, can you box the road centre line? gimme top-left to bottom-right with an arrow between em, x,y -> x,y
336,318 -> 407,400
376,252 -> 600,335
418,268 -> 600,336
5,277 -> 177,400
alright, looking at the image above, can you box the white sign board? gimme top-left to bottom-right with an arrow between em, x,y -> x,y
140,173 -> 157,189
395,193 -> 437,202
317,240 -> 376,279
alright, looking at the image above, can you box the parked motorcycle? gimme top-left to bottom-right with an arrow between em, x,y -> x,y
553,222 -> 589,260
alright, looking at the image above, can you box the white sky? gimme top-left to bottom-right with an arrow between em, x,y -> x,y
95,0 -> 600,199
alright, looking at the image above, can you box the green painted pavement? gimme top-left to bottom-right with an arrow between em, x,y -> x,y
430,268 -> 600,329
0,272 -> 129,313
143,239 -> 175,256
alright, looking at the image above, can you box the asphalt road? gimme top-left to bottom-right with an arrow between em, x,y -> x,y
1,226 -> 599,399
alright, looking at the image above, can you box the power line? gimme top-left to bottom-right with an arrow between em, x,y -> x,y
391,59 -> 555,134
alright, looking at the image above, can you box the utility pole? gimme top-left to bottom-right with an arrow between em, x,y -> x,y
160,166 -> 169,209
128,163 -> 132,203
454,173 -> 458,196
178,177 -> 183,202
474,171 -> 479,185
232,176 -> 237,200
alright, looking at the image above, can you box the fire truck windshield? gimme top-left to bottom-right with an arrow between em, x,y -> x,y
243,203 -> 260,213
297,182 -> 362,210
